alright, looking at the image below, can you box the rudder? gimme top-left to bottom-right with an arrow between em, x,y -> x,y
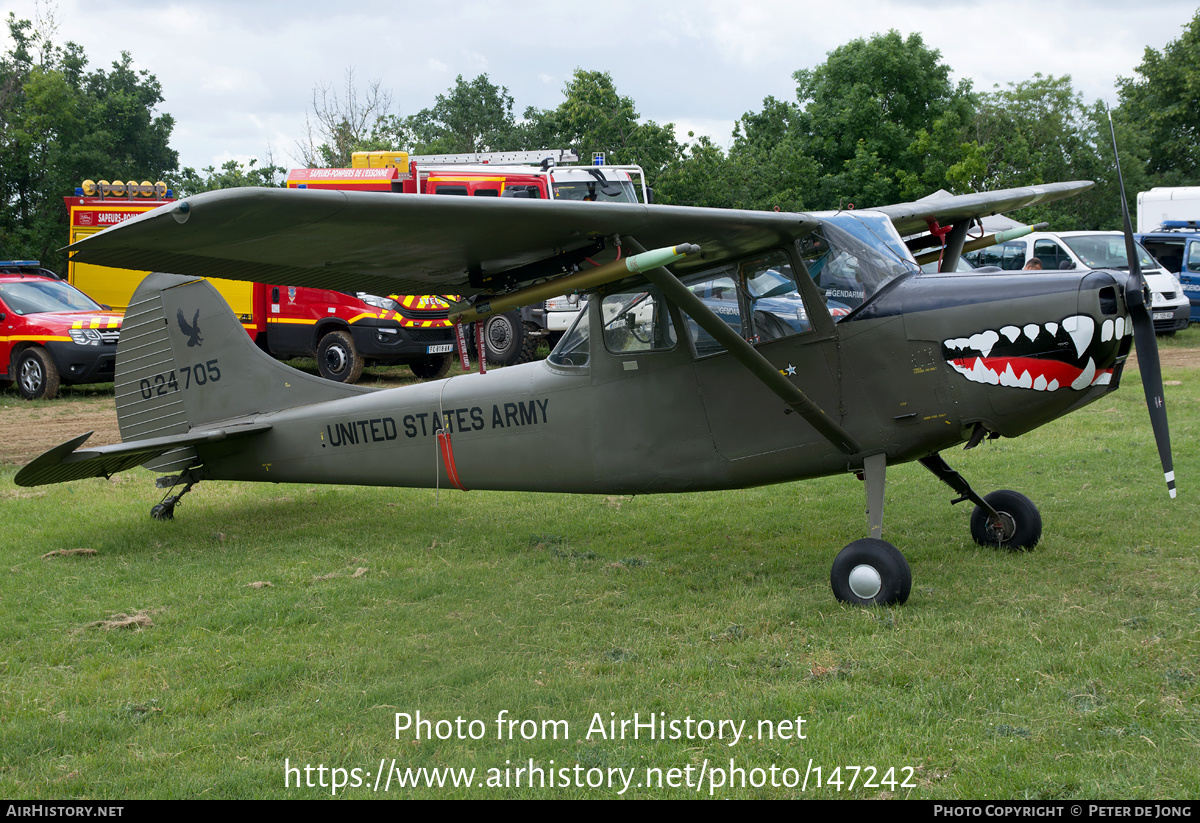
116,273 -> 370,469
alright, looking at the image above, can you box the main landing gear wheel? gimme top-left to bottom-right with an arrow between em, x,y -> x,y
969,490 -> 1041,550
316,330 -> 364,384
830,538 -> 912,607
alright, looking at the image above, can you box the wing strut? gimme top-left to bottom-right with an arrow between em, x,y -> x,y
627,241 -> 861,455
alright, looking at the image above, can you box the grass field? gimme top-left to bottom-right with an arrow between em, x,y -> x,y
0,337 -> 1196,799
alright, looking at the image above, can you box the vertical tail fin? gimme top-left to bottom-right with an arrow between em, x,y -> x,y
116,273 -> 370,470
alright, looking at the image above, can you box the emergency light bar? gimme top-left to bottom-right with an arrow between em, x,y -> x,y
79,180 -> 171,199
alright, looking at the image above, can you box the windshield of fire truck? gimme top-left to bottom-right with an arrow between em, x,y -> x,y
552,170 -> 638,203
0,279 -> 103,315
800,212 -> 919,313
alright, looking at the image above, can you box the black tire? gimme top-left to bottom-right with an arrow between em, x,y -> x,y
830,538 -> 912,606
519,321 -> 541,363
970,490 -> 1041,550
408,355 -> 452,380
316,330 -> 364,384
16,347 -> 60,400
481,310 -> 528,366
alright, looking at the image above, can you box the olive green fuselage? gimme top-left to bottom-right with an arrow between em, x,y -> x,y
192,267 -> 1129,495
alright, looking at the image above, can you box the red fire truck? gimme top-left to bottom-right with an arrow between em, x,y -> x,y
65,180 -> 458,382
286,149 -> 650,353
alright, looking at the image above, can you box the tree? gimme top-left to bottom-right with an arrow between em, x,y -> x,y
0,13 -> 178,272
171,155 -> 285,197
523,70 -> 680,183
296,68 -> 393,168
970,75 -> 1148,229
1117,9 -> 1200,185
400,74 -> 521,155
791,30 -> 977,207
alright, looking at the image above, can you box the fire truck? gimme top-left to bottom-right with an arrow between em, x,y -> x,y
287,149 -> 651,354
64,180 -> 458,382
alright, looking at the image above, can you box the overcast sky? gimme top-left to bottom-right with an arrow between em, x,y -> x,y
6,0 -> 1198,173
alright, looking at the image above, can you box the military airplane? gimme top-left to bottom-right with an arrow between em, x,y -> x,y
15,177 -> 1175,607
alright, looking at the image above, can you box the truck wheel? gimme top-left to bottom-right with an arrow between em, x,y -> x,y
16,347 -> 60,400
520,321 -> 542,363
482,310 -> 527,366
409,355 -> 451,380
316,330 -> 364,383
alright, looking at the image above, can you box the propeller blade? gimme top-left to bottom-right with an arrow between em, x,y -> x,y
1109,111 -> 1176,499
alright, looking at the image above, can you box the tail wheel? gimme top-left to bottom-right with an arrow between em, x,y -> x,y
409,355 -> 451,380
831,538 -> 912,606
316,330 -> 364,384
16,347 -> 61,400
970,490 -> 1041,550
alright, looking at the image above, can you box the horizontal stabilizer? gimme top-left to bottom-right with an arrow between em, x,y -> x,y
15,423 -> 271,487
873,182 -> 1094,236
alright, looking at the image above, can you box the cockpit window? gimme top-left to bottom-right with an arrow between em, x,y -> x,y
802,212 -> 918,314
548,305 -> 590,367
601,287 -> 676,353
680,250 -> 814,357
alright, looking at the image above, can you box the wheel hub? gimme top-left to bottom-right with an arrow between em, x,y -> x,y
987,511 -> 1017,543
488,320 -> 512,349
19,359 -> 43,393
847,564 -> 882,600
324,347 -> 348,373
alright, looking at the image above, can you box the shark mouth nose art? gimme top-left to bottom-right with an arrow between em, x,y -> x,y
942,314 -> 1129,392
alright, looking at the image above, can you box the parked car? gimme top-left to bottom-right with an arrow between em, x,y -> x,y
0,272 -> 123,399
964,231 -> 1189,333
0,260 -> 62,280
1135,221 -> 1200,324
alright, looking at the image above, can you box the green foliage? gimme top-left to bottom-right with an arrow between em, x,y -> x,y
1118,9 -> 1200,185
0,14 -> 178,271
791,30 -> 977,208
171,158 -> 286,198
965,75 -> 1146,230
523,70 -> 681,183
663,31 -> 979,213
397,74 -> 523,155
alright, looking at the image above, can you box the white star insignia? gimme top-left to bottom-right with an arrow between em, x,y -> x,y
780,364 -> 796,376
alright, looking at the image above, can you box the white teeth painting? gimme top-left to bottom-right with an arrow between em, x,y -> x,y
942,314 -> 1128,392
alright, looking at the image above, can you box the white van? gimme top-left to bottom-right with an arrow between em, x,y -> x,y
963,231 -> 1190,334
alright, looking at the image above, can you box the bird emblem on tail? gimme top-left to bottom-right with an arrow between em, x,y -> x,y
176,308 -> 203,347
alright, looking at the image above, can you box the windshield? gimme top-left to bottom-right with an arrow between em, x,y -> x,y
0,279 -> 103,314
1061,235 -> 1157,271
801,212 -> 918,311
552,169 -> 637,203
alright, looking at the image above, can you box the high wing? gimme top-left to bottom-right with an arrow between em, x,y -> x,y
65,188 -> 819,297
65,182 -> 1095,298
871,181 -> 1093,236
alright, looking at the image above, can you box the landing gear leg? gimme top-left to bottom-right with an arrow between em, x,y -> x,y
151,473 -> 199,520
919,453 -> 1041,550
831,453 -> 912,606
